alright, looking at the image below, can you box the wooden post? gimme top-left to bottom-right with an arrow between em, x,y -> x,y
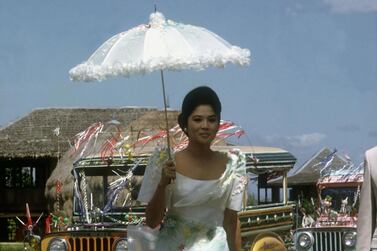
283,171 -> 288,204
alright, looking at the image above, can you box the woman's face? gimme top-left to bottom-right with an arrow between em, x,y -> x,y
186,105 -> 219,145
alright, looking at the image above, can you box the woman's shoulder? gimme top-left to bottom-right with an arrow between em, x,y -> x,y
222,148 -> 247,173
212,150 -> 229,163
210,149 -> 246,167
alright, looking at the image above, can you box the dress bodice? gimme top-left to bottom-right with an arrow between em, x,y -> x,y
167,172 -> 230,226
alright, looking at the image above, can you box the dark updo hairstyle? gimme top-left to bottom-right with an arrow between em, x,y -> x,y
178,86 -> 222,133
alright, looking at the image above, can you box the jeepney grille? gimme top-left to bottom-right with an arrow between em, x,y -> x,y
312,231 -> 343,251
68,237 -> 115,251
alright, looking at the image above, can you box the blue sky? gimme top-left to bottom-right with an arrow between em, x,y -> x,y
0,0 -> 376,166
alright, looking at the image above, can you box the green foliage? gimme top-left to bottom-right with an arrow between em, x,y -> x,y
0,242 -> 33,251
301,198 -> 316,216
6,219 -> 16,241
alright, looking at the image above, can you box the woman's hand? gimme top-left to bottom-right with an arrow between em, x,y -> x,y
146,159 -> 175,228
159,159 -> 176,187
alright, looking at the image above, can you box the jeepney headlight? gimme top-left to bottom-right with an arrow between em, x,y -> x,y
115,238 -> 128,251
343,231 -> 357,247
297,232 -> 314,249
47,238 -> 68,251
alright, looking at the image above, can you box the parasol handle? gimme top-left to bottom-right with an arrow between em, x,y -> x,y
160,70 -> 172,160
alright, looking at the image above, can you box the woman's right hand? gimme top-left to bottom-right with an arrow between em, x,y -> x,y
159,159 -> 176,187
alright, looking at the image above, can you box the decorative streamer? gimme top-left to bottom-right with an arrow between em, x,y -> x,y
72,169 -> 83,216
71,120 -> 246,163
312,148 -> 337,177
103,159 -> 142,212
55,180 -> 62,212
74,122 -> 103,150
133,120 -> 245,151
99,124 -> 123,160
79,171 -> 90,223
352,185 -> 361,208
72,122 -> 104,158
218,120 -> 235,131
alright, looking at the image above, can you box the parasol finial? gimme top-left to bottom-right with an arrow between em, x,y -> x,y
149,11 -> 165,26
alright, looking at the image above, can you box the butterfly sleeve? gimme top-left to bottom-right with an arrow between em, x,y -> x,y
137,148 -> 168,204
226,175 -> 248,211
225,149 -> 248,211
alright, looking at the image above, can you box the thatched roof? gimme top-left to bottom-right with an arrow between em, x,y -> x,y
0,107 -> 179,158
268,147 -> 347,186
128,109 -> 179,131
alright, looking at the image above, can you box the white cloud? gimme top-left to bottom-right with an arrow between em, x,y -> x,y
323,0 -> 377,13
265,133 -> 326,148
285,3 -> 304,16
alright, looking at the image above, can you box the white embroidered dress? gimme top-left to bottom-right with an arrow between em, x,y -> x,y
133,148 -> 247,251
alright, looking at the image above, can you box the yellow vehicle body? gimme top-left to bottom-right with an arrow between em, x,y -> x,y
41,229 -> 127,251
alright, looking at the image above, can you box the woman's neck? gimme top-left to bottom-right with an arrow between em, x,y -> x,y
186,142 -> 212,157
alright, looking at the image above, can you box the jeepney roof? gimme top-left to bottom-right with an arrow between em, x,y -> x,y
213,145 -> 296,174
74,145 -> 296,175
317,173 -> 363,188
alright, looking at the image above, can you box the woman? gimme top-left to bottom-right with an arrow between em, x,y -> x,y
137,86 -> 247,251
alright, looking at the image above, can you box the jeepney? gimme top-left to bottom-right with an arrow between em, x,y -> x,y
39,145 -> 296,251
293,171 -> 363,251
40,154 -> 149,251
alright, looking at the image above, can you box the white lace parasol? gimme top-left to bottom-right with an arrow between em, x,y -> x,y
69,11 -> 250,81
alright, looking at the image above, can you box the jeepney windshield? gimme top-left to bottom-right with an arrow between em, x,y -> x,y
72,162 -> 143,217
320,187 -> 359,212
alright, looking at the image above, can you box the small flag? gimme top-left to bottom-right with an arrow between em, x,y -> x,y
53,127 -> 60,137
26,203 -> 33,227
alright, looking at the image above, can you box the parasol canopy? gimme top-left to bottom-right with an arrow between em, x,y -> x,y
69,11 -> 250,81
